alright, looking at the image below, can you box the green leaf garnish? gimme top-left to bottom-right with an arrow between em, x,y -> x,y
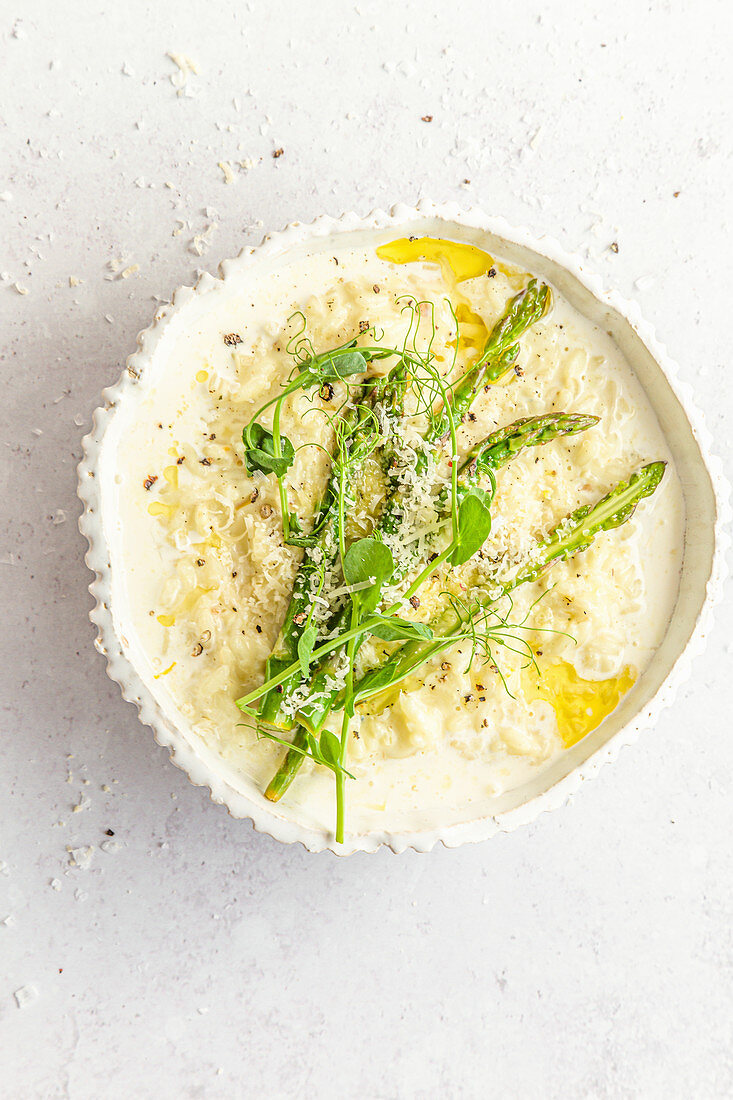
450,488 -> 493,566
242,423 -> 295,477
369,615 -> 434,643
342,537 -> 395,615
316,349 -> 367,382
317,729 -> 342,770
296,623 -> 318,679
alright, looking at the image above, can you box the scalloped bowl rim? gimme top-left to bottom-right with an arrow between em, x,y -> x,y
77,200 -> 731,855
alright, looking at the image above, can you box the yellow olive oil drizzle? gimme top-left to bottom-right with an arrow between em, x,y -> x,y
376,237 -> 502,282
522,660 -> 637,748
154,661 -> 177,678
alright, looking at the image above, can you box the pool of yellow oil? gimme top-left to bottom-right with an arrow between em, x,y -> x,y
376,237 -> 499,282
154,661 -> 177,679
522,660 -> 636,748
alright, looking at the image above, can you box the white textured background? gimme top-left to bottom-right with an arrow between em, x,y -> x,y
2,2 -> 732,1097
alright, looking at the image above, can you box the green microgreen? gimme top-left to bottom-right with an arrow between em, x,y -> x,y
368,615 -> 434,643
242,422 -> 295,478
342,538 -> 395,614
450,487 -> 494,567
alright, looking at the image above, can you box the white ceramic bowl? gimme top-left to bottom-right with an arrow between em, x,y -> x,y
78,201 -> 730,854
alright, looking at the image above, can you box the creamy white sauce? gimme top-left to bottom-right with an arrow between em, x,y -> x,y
106,241 -> 685,837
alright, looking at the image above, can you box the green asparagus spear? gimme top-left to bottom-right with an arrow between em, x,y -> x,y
345,462 -> 667,708
262,383 -> 409,797
355,281 -> 551,555
375,281 -> 553,549
449,412 -> 600,510
381,280 -> 551,534
257,361 -> 409,731
265,727 -> 309,801
256,395 -> 377,730
434,278 -> 552,434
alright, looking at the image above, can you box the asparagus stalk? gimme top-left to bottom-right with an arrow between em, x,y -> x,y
345,461 -> 667,708
265,730 -> 309,801
258,365 -> 408,730
381,280 -> 552,533
363,281 -> 551,552
434,278 -> 552,434
263,372 -> 407,801
375,281 -> 552,549
256,397 -> 372,730
449,412 -> 600,511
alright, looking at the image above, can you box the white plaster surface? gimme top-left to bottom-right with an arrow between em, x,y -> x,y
1,2 -> 732,1096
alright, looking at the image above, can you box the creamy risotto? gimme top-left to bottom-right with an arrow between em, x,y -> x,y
115,238 -> 683,836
